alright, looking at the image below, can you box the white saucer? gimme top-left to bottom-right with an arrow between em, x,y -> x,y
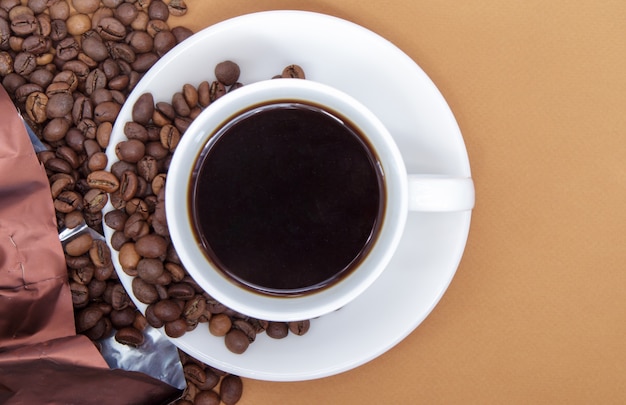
104,10 -> 473,381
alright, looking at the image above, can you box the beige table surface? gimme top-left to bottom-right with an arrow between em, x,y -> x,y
173,1 -> 626,403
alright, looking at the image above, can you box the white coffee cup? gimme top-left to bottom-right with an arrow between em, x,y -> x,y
166,79 -> 474,322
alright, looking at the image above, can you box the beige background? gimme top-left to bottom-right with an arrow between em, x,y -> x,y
175,1 -> 626,403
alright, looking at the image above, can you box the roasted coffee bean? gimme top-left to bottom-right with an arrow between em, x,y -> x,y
71,265 -> 94,285
104,209 -> 128,231
209,313 -> 231,337
220,375 -> 243,405
110,307 -> 136,329
209,80 -> 225,102
13,51 -> 36,75
171,25 -> 193,43
136,155 -> 158,182
94,100 -> 121,123
282,64 -> 306,79
193,390 -> 220,405
266,322 -> 289,339
42,117 -> 70,142
159,124 -> 180,151
131,92 -> 153,124
115,326 -> 145,347
183,295 -> 207,321
164,318 -> 187,338
24,90 -> 47,123
118,242 -> 140,275
124,212 -> 150,239
183,363 -> 206,387
87,151 -> 108,171
167,282 -> 195,300
148,0 -> 169,21
76,305 -> 103,333
46,92 -> 73,118
132,276 -> 158,304
119,170 -> 139,201
84,187 -> 108,213
54,190 -> 84,213
83,317 -> 110,340
10,13 -> 38,36
66,13 -> 91,36
89,239 -> 112,268
70,281 -> 89,308
64,210 -> 85,229
232,319 -> 256,343
225,329 -> 249,354
56,37 -> 80,61
134,233 -> 168,258
22,34 -> 50,54
49,18 -> 67,41
136,257 -> 164,283
87,170 -> 120,193
110,283 -> 130,310
152,299 -> 182,322
153,29 -> 176,57
96,17 -> 126,41
116,139 -> 145,163
215,60 -> 240,86
288,320 -> 311,336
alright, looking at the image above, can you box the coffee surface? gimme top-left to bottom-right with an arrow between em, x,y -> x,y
192,103 -> 383,295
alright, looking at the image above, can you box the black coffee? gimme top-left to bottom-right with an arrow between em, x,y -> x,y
191,102 -> 384,296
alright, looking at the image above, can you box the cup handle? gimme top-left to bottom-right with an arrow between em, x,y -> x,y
407,175 -> 475,212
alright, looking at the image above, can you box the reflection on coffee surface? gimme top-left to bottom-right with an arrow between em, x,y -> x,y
191,102 -> 384,295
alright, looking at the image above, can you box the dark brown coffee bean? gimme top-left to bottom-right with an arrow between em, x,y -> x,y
94,101 -> 121,123
152,299 -> 183,322
115,326 -> 145,347
171,91 -> 190,116
220,375 -> 243,405
282,64 -> 306,79
54,190 -> 84,213
131,51 -> 158,73
193,390 -> 220,405
136,155 -> 158,182
110,283 -> 130,310
209,80 -> 226,102
76,305 -> 104,333
183,363 -> 206,387
167,282 -> 195,300
83,317 -> 110,341
70,281 -> 89,308
164,318 -> 187,338
29,68 -> 53,88
22,34 -> 50,55
87,151 -> 108,171
183,295 -> 206,321
107,42 -> 136,64
45,156 -> 72,174
171,25 -> 193,43
148,0 -> 169,20
72,95 -> 94,123
124,213 -> 150,240
13,51 -> 36,75
42,117 -> 70,142
46,92 -> 73,118
153,29 -> 176,57
119,170 -> 139,201
10,13 -> 38,36
134,233 -> 167,259
288,319 -> 311,336
89,239 -> 112,268
116,139 -> 146,163
15,82 -> 43,103
64,210 -> 85,229
136,257 -> 164,283
71,265 -> 94,285
49,18 -> 67,42
132,276 -> 158,304
87,170 -> 120,193
84,188 -> 108,213
215,60 -> 240,86
208,313 -> 231,337
56,37 -> 80,61
2,73 -> 26,93
232,319 -> 256,343
96,17 -> 126,41
104,209 -> 128,231
110,307 -> 137,329
266,322 -> 289,339
225,329 -> 249,354
132,92 -> 154,125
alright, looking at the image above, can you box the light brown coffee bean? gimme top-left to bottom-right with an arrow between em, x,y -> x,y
164,318 -> 187,338
89,239 -> 112,268
65,233 -> 94,256
134,233 -> 168,258
208,313 -> 231,337
282,64 -> 306,79
288,320 -> 311,336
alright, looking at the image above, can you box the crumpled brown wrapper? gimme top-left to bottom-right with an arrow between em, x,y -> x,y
0,84 -> 181,404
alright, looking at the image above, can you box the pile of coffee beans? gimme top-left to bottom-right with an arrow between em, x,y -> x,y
1,1 -> 251,404
105,60 -> 311,355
